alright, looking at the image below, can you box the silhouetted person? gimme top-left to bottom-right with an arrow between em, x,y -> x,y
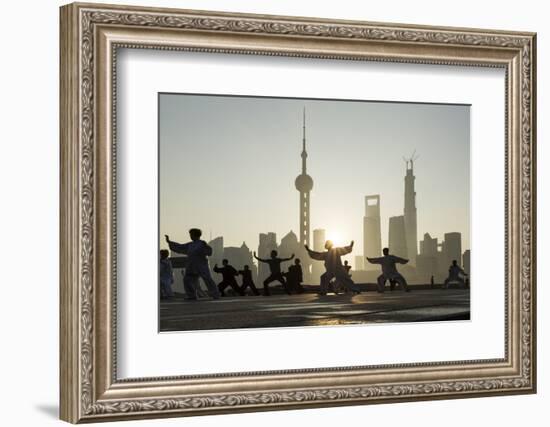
305,240 -> 360,295
254,250 -> 294,296
332,260 -> 352,294
367,248 -> 410,293
430,275 -> 435,289
377,277 -> 397,291
181,270 -> 207,298
444,260 -> 467,289
165,229 -> 221,300
285,258 -> 305,294
343,260 -> 352,275
238,265 -> 260,296
214,259 -> 244,297
159,249 -> 174,299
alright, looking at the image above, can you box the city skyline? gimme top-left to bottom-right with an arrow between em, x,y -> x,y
159,93 -> 470,262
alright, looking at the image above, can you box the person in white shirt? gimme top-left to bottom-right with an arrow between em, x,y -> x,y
367,247 -> 410,293
165,228 -> 221,300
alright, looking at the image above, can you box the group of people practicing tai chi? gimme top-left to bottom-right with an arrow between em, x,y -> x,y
305,242 -> 413,295
211,254 -> 305,297
161,229 -> 306,300
160,227 -> 467,300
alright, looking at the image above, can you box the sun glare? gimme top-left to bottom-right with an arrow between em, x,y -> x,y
325,231 -> 344,246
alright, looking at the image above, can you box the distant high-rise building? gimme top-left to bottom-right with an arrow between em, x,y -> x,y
388,215 -> 408,259
219,242 -> 258,288
257,232 -> 277,284
363,194 -> 382,268
417,233 -> 439,282
278,230 -> 309,282
279,231 -> 300,259
312,229 -> 326,284
419,232 -> 438,256
416,255 -> 438,283
294,108 -> 314,282
403,157 -> 418,265
240,242 -> 257,281
222,242 -> 257,282
313,229 -> 325,251
463,249 -> 471,277
354,255 -> 364,271
442,232 -> 462,270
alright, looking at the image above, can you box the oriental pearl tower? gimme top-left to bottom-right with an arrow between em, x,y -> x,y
295,108 -> 314,248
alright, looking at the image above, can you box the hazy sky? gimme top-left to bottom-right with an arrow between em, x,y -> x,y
159,94 -> 470,256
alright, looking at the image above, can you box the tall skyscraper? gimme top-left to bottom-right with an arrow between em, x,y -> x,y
388,215 -> 408,259
442,232 -> 462,269
419,232 -> 438,256
294,108 -> 314,248
313,229 -> 325,252
312,228 -> 326,284
417,233 -> 439,282
294,108 -> 314,282
363,194 -> 382,268
354,255 -> 364,271
462,249 -> 471,277
403,157 -> 418,266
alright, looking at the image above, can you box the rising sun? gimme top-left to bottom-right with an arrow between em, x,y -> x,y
325,230 -> 345,247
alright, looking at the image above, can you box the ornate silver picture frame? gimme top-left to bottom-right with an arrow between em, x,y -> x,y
60,2 -> 536,423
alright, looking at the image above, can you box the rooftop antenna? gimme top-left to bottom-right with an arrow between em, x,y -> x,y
301,106 -> 308,174
403,149 -> 420,170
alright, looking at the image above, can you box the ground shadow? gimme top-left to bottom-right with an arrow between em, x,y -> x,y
35,404 -> 58,419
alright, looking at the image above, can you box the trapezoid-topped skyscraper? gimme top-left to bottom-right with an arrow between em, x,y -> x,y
294,108 -> 314,248
363,195 -> 382,269
403,155 -> 418,265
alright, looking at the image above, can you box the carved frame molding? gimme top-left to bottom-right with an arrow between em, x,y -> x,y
60,2 -> 536,423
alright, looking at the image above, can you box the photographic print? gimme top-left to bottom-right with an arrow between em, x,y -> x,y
159,94 -> 471,332
60,4 -> 536,420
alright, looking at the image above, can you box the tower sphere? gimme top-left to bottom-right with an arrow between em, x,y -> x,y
295,174 -> 313,192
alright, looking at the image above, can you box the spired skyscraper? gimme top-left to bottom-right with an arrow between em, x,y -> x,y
294,108 -> 314,282
294,108 -> 314,247
403,156 -> 418,265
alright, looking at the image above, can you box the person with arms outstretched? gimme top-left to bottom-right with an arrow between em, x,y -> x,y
367,247 -> 410,293
253,250 -> 294,296
443,260 -> 467,289
165,229 -> 220,300
305,240 -> 360,295
238,265 -> 260,296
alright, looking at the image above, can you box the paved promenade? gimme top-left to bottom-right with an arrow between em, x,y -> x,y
160,288 -> 470,332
